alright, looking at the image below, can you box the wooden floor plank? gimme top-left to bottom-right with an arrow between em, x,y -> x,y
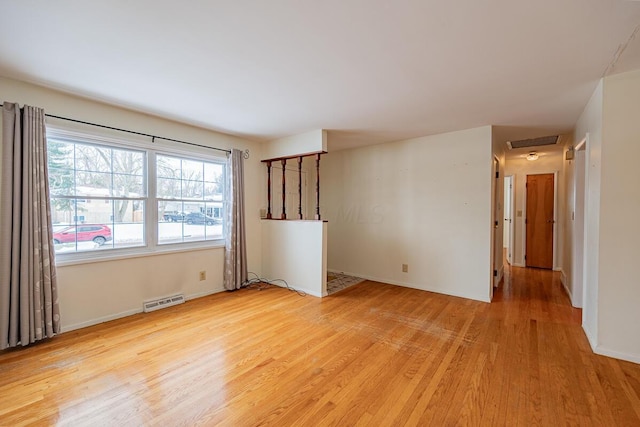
1,265 -> 640,425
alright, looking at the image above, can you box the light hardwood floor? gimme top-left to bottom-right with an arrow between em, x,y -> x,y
1,265 -> 639,426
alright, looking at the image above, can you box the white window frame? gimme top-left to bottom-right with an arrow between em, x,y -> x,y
47,126 -> 227,266
155,152 -> 226,245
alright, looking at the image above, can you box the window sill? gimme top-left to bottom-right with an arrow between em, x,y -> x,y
54,241 -> 225,267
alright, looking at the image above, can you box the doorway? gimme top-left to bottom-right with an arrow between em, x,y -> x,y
525,173 -> 555,269
492,157 -> 501,291
503,175 -> 514,265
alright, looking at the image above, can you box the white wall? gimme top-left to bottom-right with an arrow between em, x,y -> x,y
573,80 -> 603,349
562,134 -> 584,308
571,148 -> 585,308
57,249 -> 226,330
597,70 -> 640,362
259,129 -> 328,298
323,126 -> 493,302
261,220 -> 327,297
263,129 -> 327,160
0,77 -> 264,331
503,148 -> 566,270
562,140 -> 574,300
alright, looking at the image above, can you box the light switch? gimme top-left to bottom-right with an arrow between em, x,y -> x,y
517,210 -> 523,217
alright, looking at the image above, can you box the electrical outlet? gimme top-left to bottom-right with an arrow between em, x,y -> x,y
199,271 -> 206,281
402,264 -> 408,273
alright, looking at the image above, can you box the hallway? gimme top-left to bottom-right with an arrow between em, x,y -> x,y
489,262 -> 639,424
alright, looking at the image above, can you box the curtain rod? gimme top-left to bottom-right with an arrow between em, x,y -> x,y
1,102 -> 231,155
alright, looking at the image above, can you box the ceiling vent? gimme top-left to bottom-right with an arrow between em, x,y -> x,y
507,135 -> 559,149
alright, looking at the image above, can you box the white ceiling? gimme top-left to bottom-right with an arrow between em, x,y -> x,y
1,1 -> 640,150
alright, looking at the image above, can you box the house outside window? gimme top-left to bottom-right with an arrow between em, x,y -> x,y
156,154 -> 224,244
47,127 -> 226,263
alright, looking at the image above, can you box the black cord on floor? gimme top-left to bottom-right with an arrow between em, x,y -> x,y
242,272 -> 307,297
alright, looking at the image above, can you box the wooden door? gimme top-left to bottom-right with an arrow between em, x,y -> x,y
526,174 -> 554,269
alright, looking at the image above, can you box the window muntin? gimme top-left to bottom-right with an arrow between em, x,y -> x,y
46,130 -> 226,261
156,154 -> 224,244
48,138 -> 146,254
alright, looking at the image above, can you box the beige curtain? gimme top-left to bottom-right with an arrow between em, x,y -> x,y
0,103 -> 60,350
223,149 -> 247,290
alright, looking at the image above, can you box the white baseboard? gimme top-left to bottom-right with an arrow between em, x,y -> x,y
559,269 -> 573,301
186,286 -> 225,301
561,282 -> 572,301
511,263 -> 525,268
61,307 -> 143,333
327,269 -> 490,303
495,265 -> 504,287
594,346 -> 640,364
60,287 -> 226,333
271,282 -> 323,298
558,270 -> 583,308
583,324 -> 597,351
583,324 -> 640,364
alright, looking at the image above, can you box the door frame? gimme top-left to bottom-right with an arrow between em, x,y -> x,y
523,171 -> 559,270
571,136 -> 588,308
504,175 -> 515,265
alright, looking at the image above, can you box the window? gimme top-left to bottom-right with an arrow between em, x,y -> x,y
47,129 -> 226,261
48,138 -> 145,254
157,154 -> 224,244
